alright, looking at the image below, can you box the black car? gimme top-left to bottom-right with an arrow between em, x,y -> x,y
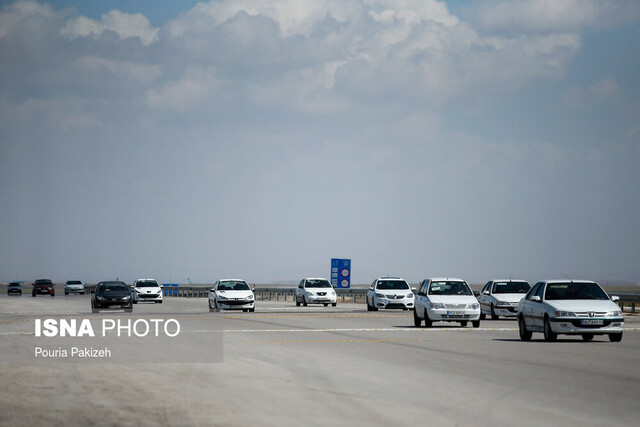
32,279 -> 55,297
91,281 -> 133,313
8,282 -> 22,295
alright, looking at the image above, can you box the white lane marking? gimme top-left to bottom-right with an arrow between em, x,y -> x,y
224,327 -> 517,333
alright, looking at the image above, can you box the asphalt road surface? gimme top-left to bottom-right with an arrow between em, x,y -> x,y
1,294 -> 639,426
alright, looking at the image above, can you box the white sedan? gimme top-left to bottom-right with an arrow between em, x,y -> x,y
477,280 -> 531,319
414,278 -> 480,327
366,277 -> 415,311
295,278 -> 337,307
517,280 -> 624,342
131,278 -> 163,304
209,279 -> 255,312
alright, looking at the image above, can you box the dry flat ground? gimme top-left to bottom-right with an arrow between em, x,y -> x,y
1,294 -> 640,427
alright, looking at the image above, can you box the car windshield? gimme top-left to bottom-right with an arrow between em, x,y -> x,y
218,281 -> 250,291
376,280 -> 409,290
35,280 -> 52,285
544,282 -> 609,300
67,281 -> 82,285
493,281 -> 531,294
98,282 -> 128,292
428,281 -> 472,296
306,280 -> 332,288
137,281 -> 159,288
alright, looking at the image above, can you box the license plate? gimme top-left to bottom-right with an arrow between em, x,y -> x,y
447,311 -> 465,316
581,319 -> 603,326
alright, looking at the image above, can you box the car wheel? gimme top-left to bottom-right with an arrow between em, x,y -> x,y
208,299 -> 217,313
331,303 -> 337,307
423,309 -> 432,328
413,309 -> 422,327
125,307 -> 133,313
518,315 -> 532,341
133,299 -> 137,304
303,297 -> 308,307
32,293 -> 36,297
249,307 -> 255,312
609,333 -> 623,342
543,316 -> 557,341
581,334 -> 594,341
295,296 -> 300,307
65,291 -> 68,295
479,312 -> 486,320
159,300 -> 163,304
366,297 -> 372,311
460,321 -> 468,327
324,303 -> 328,307
472,320 -> 480,328
51,293 -> 55,297
490,304 -> 498,320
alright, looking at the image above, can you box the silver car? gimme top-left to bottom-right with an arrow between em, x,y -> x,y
64,280 -> 85,295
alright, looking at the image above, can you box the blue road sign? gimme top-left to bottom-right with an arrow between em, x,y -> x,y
331,258 -> 351,288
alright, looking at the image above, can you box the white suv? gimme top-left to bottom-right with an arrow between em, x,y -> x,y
366,277 -> 415,311
132,279 -> 163,304
295,278 -> 337,307
414,278 -> 480,327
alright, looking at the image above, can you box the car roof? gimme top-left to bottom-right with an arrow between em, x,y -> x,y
219,279 -> 247,282
491,279 -> 529,283
541,280 -> 597,284
305,277 -> 329,281
428,278 -> 465,282
135,278 -> 157,282
377,277 -> 405,280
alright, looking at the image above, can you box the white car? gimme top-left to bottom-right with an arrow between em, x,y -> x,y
132,278 -> 163,304
517,280 -> 624,342
295,278 -> 337,307
64,280 -> 85,295
414,278 -> 480,327
209,279 -> 255,312
477,280 -> 531,320
366,277 -> 415,311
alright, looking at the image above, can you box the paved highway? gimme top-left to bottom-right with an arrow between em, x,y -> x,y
1,294 -> 639,426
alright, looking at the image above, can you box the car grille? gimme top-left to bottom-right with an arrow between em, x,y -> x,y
445,304 -> 466,309
220,299 -> 252,306
385,303 -> 407,309
139,294 -> 158,298
385,294 -> 405,299
317,292 -> 327,296
575,312 -> 607,318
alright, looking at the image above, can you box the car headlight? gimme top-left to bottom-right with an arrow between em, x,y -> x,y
467,303 -> 479,310
96,296 -> 105,301
247,294 -> 254,300
496,301 -> 511,306
306,291 -> 315,295
555,311 -> 576,317
606,311 -> 622,317
122,295 -> 131,300
218,295 -> 228,300
375,293 -> 385,298
406,293 -> 414,298
429,302 -> 445,309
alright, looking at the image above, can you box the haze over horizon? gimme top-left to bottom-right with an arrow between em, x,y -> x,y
1,0 -> 639,285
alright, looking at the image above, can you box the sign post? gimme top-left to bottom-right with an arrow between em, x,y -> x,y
331,258 -> 351,289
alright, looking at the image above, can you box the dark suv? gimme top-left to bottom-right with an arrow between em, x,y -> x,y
33,279 -> 55,297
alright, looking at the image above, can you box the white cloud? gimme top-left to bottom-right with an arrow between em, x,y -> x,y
146,68 -> 219,111
563,75 -> 619,107
61,10 -> 158,45
0,0 -> 58,39
468,0 -> 640,33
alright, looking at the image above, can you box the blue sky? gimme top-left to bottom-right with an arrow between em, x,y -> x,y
1,0 -> 639,285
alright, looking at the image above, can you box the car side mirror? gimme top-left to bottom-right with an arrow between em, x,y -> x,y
482,290 -> 490,295
91,289 -> 94,294
530,296 -> 541,302
611,295 -> 620,302
251,288 -> 255,292
411,287 -> 416,292
473,290 -> 480,297
368,287 -> 373,291
210,288 -> 215,292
